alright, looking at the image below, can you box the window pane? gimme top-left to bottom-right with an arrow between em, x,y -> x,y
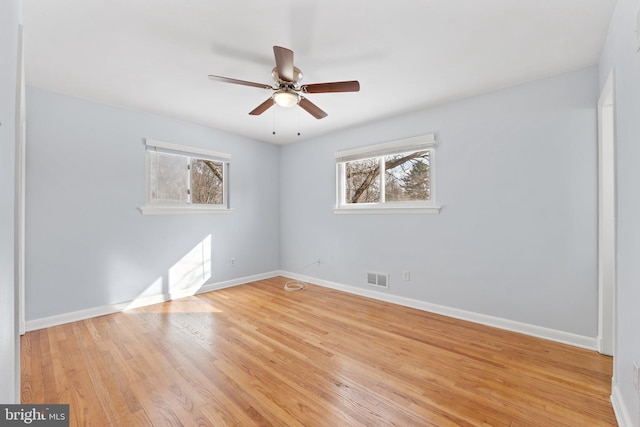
345,158 -> 380,204
150,152 -> 188,203
191,158 -> 223,205
384,150 -> 430,202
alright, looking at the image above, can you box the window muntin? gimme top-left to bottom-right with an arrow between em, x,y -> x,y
336,135 -> 438,213
143,139 -> 231,213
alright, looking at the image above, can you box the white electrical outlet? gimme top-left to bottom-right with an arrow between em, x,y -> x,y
230,257 -> 236,265
634,362 -> 639,393
402,271 -> 410,281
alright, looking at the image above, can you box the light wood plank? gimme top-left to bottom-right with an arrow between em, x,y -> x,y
22,276 -> 616,426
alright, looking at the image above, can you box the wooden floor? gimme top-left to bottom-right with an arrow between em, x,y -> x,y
21,277 -> 616,426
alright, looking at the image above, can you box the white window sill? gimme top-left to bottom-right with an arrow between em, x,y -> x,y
333,205 -> 441,215
138,205 -> 235,215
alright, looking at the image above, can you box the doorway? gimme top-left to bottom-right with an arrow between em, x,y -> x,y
597,71 -> 616,357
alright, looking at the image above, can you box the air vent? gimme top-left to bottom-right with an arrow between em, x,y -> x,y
367,272 -> 389,288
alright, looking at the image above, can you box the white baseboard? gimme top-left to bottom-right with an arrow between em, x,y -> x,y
25,271 -> 280,332
279,270 -> 599,351
26,270 -> 598,351
611,382 -> 635,427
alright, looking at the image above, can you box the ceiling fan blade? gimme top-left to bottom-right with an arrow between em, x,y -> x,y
301,80 -> 360,93
273,46 -> 295,82
299,97 -> 328,119
208,75 -> 272,90
249,97 -> 276,115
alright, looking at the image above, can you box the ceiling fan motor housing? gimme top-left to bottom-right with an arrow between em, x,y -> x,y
271,66 -> 303,87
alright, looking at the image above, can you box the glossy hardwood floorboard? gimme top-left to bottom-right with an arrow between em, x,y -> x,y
21,277 -> 616,426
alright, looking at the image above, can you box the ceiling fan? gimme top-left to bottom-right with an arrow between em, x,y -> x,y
208,46 -> 360,119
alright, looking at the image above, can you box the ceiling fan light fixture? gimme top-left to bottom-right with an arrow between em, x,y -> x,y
273,90 -> 299,108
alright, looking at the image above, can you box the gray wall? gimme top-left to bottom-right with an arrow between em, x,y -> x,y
26,69 -> 601,338
25,87 -> 281,320
280,67 -> 599,337
599,0 -> 640,422
0,0 -> 20,404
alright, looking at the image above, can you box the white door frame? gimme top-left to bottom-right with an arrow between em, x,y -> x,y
15,24 -> 25,336
597,70 -> 616,357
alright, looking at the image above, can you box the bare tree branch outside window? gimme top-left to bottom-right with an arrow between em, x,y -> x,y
149,153 -> 225,205
191,159 -> 223,204
345,150 -> 430,204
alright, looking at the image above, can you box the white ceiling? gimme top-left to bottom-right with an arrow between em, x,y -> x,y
23,0 -> 616,145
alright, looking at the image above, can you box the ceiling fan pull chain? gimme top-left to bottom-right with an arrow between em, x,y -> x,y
272,109 -> 276,135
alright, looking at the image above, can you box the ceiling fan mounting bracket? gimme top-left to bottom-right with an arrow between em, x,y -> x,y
272,66 -> 303,87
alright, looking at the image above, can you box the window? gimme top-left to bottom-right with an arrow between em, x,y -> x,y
335,134 -> 440,214
140,139 -> 233,215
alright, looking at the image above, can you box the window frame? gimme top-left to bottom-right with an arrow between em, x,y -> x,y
139,138 -> 234,215
334,134 -> 440,214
